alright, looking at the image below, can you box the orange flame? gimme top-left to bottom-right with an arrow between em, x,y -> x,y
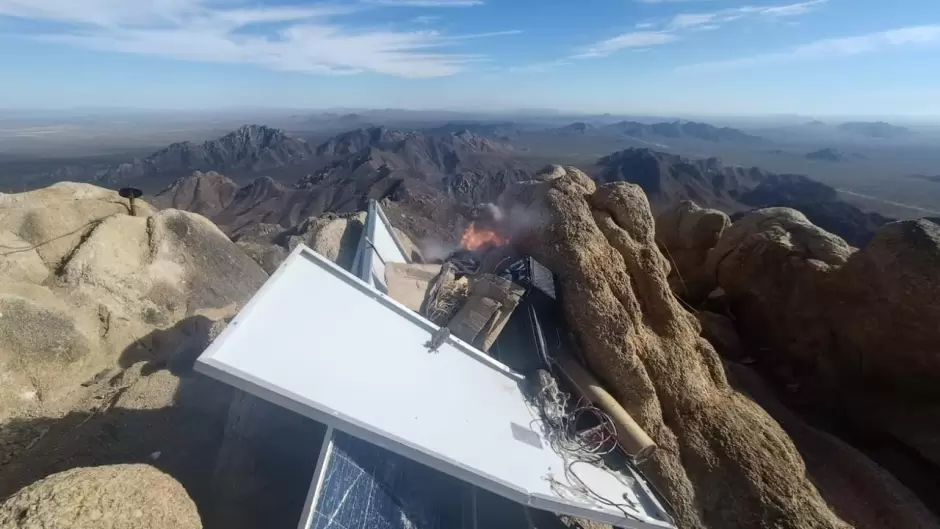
461,223 -> 507,252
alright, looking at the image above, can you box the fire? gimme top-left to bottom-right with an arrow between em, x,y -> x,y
460,223 -> 507,252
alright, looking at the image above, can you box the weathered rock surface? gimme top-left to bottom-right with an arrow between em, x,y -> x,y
500,165 -> 848,529
828,219 -> 940,393
0,464 -> 201,529
696,310 -> 744,360
702,208 -> 854,383
230,211 -> 367,273
726,364 -> 940,529
0,182 -> 322,529
655,201 -> 730,300
699,209 -> 940,518
0,183 -> 265,422
704,211 -> 940,395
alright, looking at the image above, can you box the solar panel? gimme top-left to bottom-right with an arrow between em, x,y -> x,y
308,431 -> 470,529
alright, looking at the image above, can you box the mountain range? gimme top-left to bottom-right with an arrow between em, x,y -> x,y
45,125 -> 316,186
147,124 -> 889,247
836,121 -> 911,139
592,148 -> 888,245
805,148 -> 866,162
154,126 -> 536,241
31,121 -> 901,247
552,120 -> 764,143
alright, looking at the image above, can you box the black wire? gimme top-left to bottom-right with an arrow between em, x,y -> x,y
0,218 -> 103,256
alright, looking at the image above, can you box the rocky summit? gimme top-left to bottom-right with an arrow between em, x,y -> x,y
0,183 -> 322,529
3,158 -> 940,529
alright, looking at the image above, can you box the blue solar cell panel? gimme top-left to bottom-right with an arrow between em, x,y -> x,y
310,431 -> 469,529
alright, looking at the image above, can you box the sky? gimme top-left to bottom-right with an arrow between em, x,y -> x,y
1,0 -> 939,116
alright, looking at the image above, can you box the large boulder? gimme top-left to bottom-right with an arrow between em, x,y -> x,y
284,212 -> 367,269
232,209 -> 421,274
499,166 -> 848,529
231,211 -> 366,273
703,208 -> 854,383
0,184 -> 266,423
0,182 -> 319,529
655,201 -> 730,300
0,464 -> 201,529
828,219 -> 940,394
704,213 -> 940,396
702,212 -> 940,517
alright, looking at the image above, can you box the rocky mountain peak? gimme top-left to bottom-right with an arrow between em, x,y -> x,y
89,125 -> 314,185
315,126 -> 410,156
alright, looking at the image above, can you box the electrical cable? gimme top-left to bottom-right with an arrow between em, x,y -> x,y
529,370 -> 646,523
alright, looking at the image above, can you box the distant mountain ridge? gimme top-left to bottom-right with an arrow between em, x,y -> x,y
907,174 -> 940,184
837,121 -> 910,139
594,148 -> 888,245
805,148 -> 866,162
155,126 -> 533,242
44,125 -> 316,186
316,126 -> 513,159
96,125 -> 315,184
553,120 -> 763,143
422,122 -> 522,140
153,134 -> 891,248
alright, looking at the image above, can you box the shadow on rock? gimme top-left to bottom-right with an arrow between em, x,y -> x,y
1,315 -> 326,529
118,314 -> 223,375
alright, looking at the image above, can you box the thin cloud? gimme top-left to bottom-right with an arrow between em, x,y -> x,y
0,0 -> 511,78
667,0 -> 827,31
509,58 -> 572,74
366,0 -> 483,6
412,15 -> 441,24
669,12 -> 718,30
575,1 -> 825,61
574,31 -> 678,58
678,24 -> 940,72
761,0 -> 827,17
442,29 -> 522,40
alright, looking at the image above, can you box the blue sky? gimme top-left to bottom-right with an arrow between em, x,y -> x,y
1,0 -> 939,116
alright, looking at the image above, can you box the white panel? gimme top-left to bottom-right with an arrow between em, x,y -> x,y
296,427 -> 335,529
197,245 -> 674,529
356,200 -> 409,292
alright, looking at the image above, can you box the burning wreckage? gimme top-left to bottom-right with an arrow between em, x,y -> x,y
196,200 -> 677,529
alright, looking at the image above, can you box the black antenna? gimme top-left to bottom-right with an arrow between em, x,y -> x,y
118,187 -> 143,216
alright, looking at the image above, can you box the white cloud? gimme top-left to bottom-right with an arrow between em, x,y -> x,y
678,24 -> 940,71
573,30 -> 678,58
634,21 -> 656,29
0,0 -> 509,78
